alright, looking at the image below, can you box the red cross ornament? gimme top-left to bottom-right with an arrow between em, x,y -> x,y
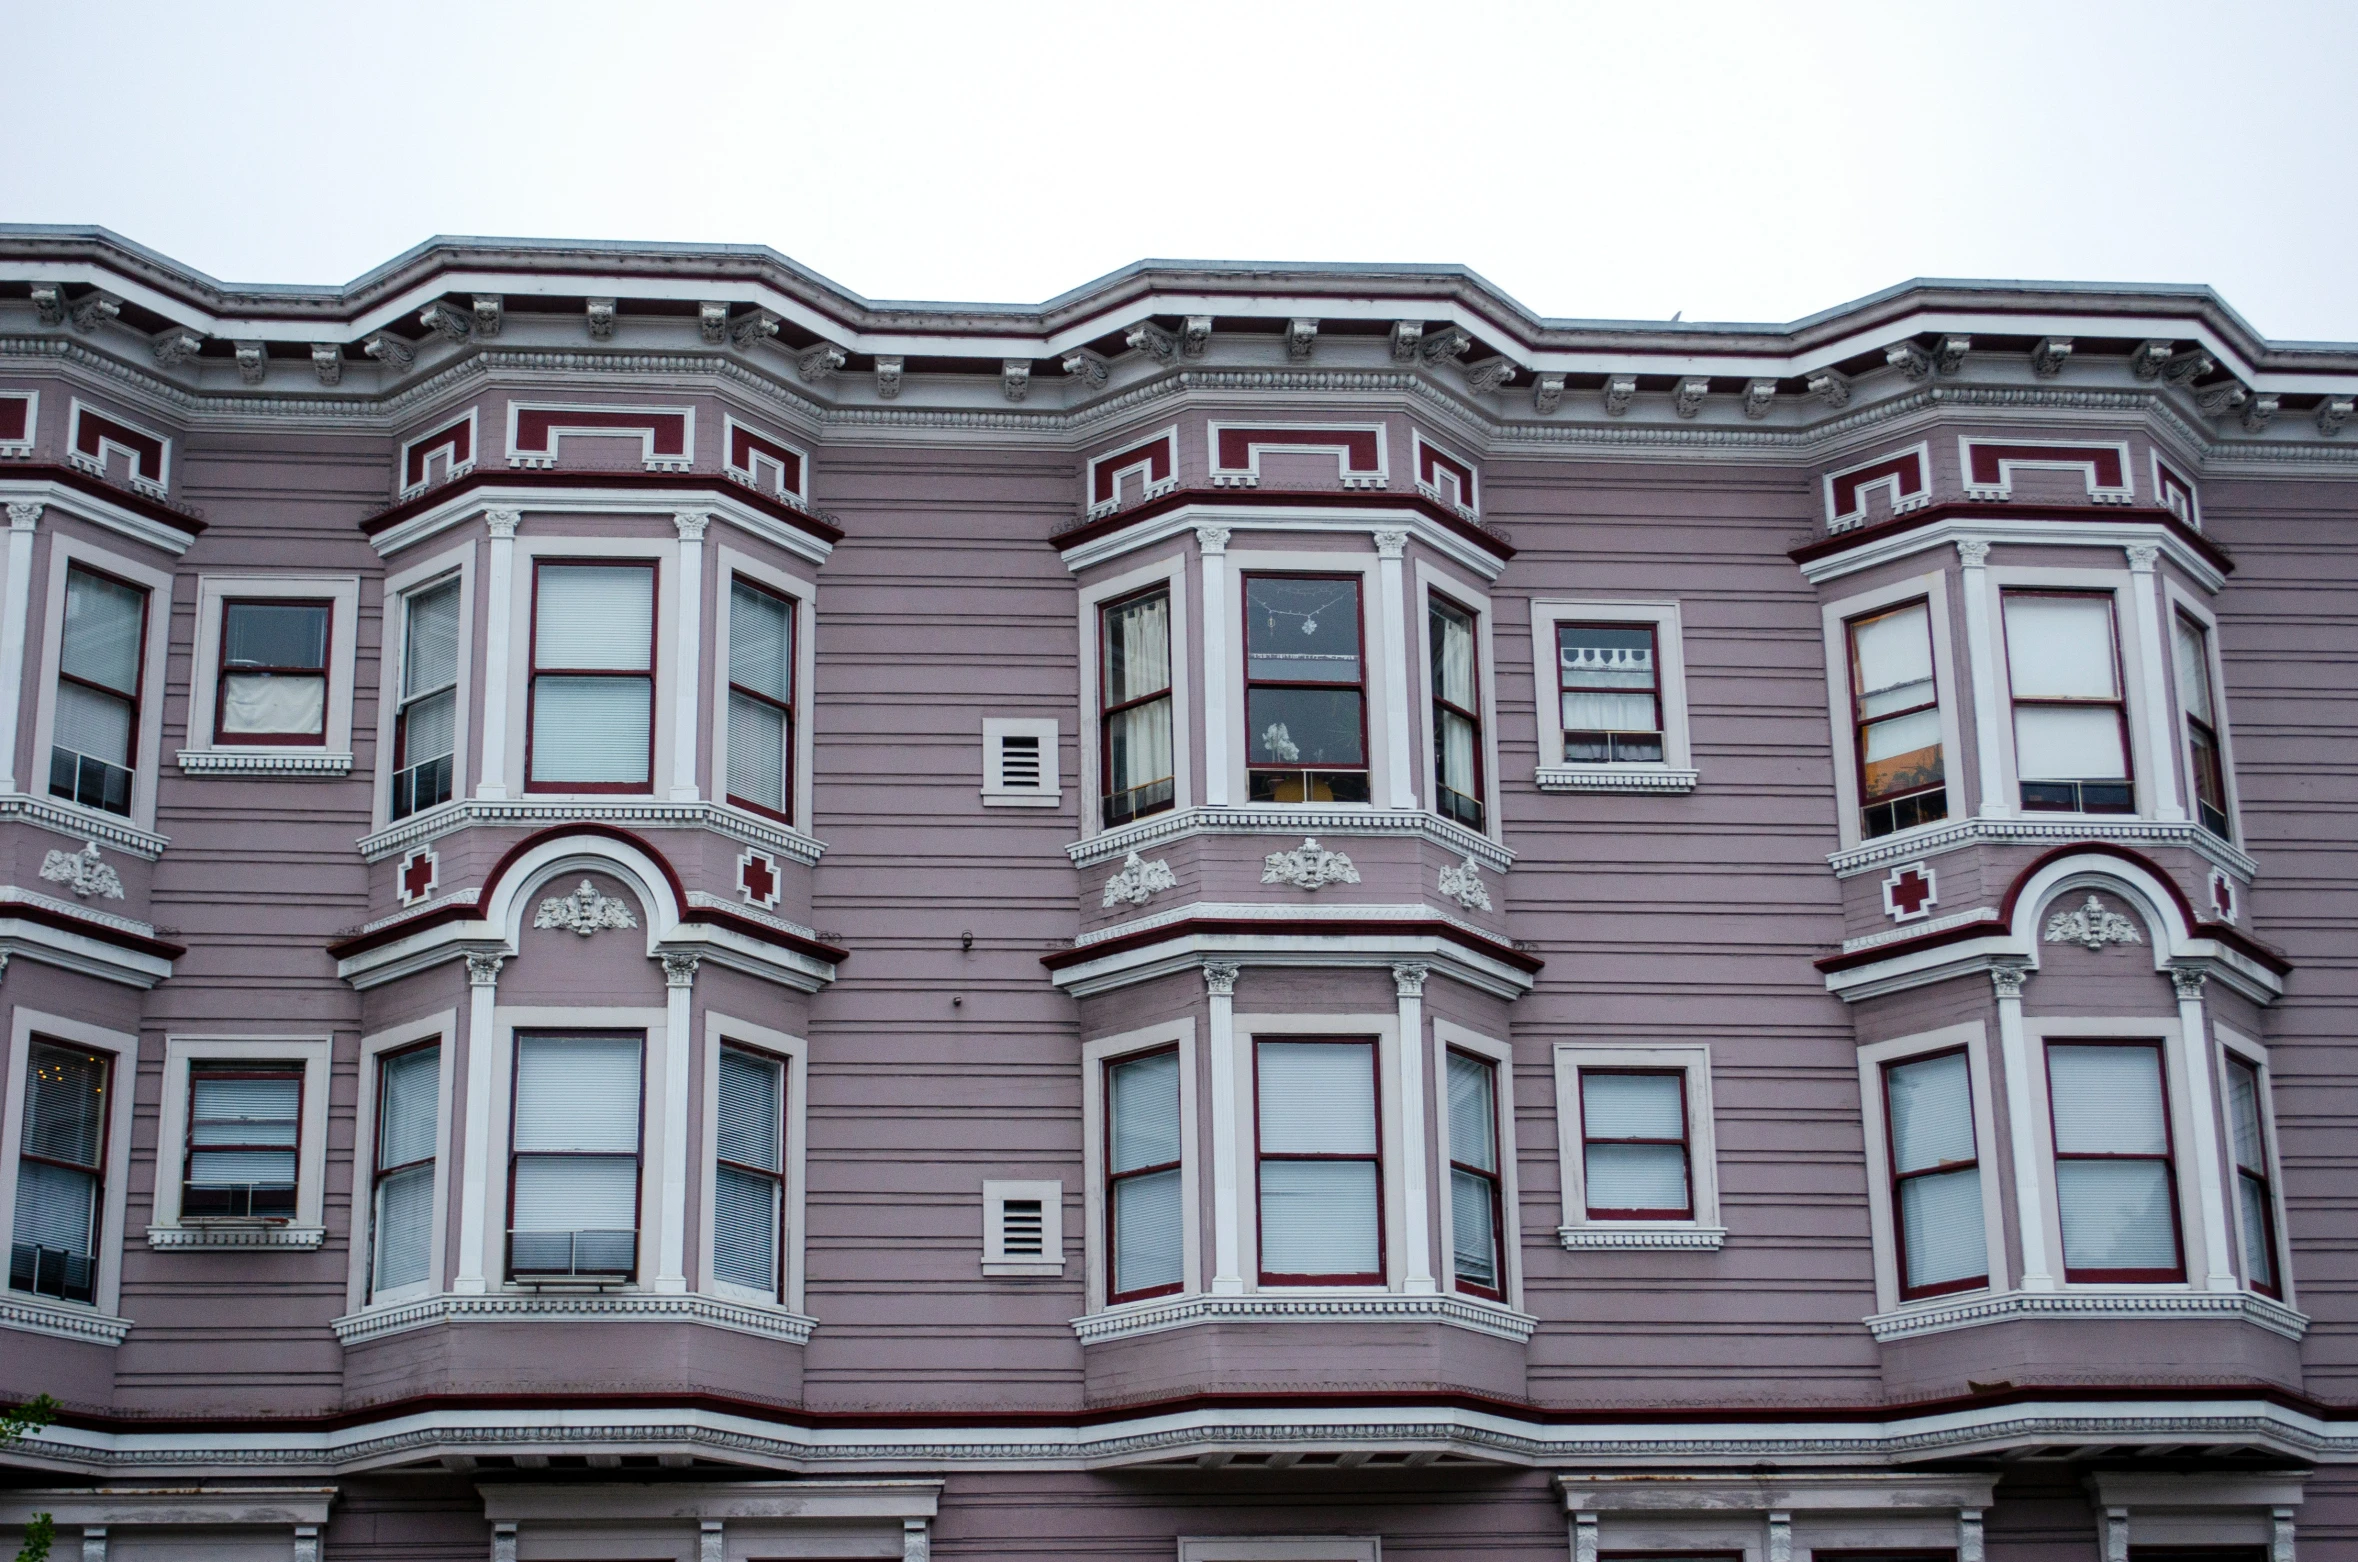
738,848 -> 779,909
1882,862 -> 1936,921
398,848 -> 438,906
2210,870 -> 2237,924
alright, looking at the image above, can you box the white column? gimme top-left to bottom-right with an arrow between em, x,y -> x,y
1197,526 -> 1232,808
2271,1505 -> 2297,1562
1956,540 -> 2009,819
476,509 -> 521,799
699,1520 -> 724,1562
1204,961 -> 1245,1293
656,951 -> 699,1292
1571,1514 -> 1599,1562
1992,961 -> 2054,1291
902,1518 -> 930,1562
669,510 -> 709,801
2172,962 -> 2238,1291
1392,961 -> 1436,1293
1766,1510 -> 1792,1562
2125,543 -> 2184,820
0,503 -> 40,792
1958,1507 -> 1986,1562
1375,529 -> 1416,810
455,951 -> 505,1293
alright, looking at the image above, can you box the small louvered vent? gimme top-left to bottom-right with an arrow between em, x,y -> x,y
981,1179 -> 1064,1274
998,1199 -> 1045,1256
997,734 -> 1042,791
980,718 -> 1060,808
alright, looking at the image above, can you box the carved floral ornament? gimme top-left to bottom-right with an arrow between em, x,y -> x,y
40,840 -> 124,900
1262,837 -> 1361,891
533,879 -> 640,936
1437,854 -> 1492,912
2043,894 -> 2145,951
1102,850 -> 1177,908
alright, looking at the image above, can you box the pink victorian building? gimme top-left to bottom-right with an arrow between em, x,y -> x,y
0,229 -> 2354,1560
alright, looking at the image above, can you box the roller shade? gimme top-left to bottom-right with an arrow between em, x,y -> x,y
1258,1160 -> 1379,1277
535,564 -> 653,671
2005,594 -> 2118,699
513,1035 -> 640,1153
1886,1052 -> 1974,1174
1112,1168 -> 1182,1295
403,578 -> 461,698
61,567 -> 144,696
718,1048 -> 783,1172
371,1162 -> 434,1294
728,580 -> 793,703
1447,1052 -> 1497,1173
1110,1051 -> 1180,1174
376,1047 -> 439,1169
1257,1042 -> 1375,1155
712,1166 -> 778,1292
2048,1045 -> 2167,1155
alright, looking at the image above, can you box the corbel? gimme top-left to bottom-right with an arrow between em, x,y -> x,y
2318,395 -> 2352,437
874,355 -> 904,399
2131,339 -> 2174,379
1601,375 -> 1637,416
1934,334 -> 1971,375
70,291 -> 121,333
151,327 -> 205,368
1419,325 -> 1472,364
30,285 -> 64,326
310,344 -> 343,386
2240,393 -> 2280,433
1885,339 -> 1933,380
363,333 -> 415,373
472,295 -> 504,337
418,299 -> 473,343
1389,320 -> 1424,361
1180,316 -> 1212,358
2030,336 -> 2073,377
699,302 -> 729,344
1532,372 -> 1564,415
1807,367 -> 1852,408
2195,380 -> 2248,419
1285,317 -> 1318,360
733,310 -> 783,351
1672,376 -> 1709,418
1125,320 -> 1179,364
794,339 -> 845,381
1742,377 -> 1778,418
586,297 -> 617,340
1462,355 -> 1517,395
2160,347 -> 2215,386
1060,347 -> 1110,388
234,342 -> 267,385
1001,359 -> 1032,402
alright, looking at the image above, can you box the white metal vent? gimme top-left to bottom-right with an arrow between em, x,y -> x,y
981,717 -> 1060,807
981,1179 -> 1063,1276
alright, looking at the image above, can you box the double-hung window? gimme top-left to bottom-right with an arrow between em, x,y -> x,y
1846,600 -> 1946,839
1558,622 -> 1664,765
1881,1049 -> 1986,1299
368,1044 -> 439,1300
509,1032 -> 642,1280
1101,588 -> 1175,825
2004,591 -> 2134,815
1106,1046 -> 1184,1302
1580,1071 -> 1691,1220
392,577 -> 461,819
713,1044 -> 786,1298
2173,613 -> 2231,839
50,563 -> 148,817
2223,1056 -> 2281,1298
1255,1038 -> 1382,1285
1244,574 -> 1369,804
183,1064 -> 301,1220
10,1041 -> 112,1305
726,579 -> 796,822
1446,1049 -> 1503,1299
1430,597 -> 1484,829
217,600 -> 329,744
2047,1041 -> 2184,1283
528,561 -> 656,792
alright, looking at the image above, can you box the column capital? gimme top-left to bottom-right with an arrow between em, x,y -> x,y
2170,960 -> 2211,1000
1194,524 -> 1231,556
1988,958 -> 2031,1000
6,501 -> 41,532
2125,541 -> 2161,572
465,950 -> 507,988
1955,538 -> 1991,567
1202,960 -> 1240,997
1373,527 -> 1409,559
485,507 -> 522,539
1391,960 -> 1429,997
662,950 -> 702,988
673,508 -> 712,541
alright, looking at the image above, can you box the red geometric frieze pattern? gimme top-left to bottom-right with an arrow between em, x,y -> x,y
738,846 -> 780,910
400,411 -> 476,498
724,414 -> 808,505
398,847 -> 439,906
0,391 -> 34,455
1959,437 -> 2134,504
1209,423 -> 1387,489
1086,426 -> 1179,518
69,399 -> 171,497
507,403 -> 695,472
1882,862 -> 1937,921
1825,443 -> 1931,532
2153,454 -> 2201,529
1413,431 -> 1478,515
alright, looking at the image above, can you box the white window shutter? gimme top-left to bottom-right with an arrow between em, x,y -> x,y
981,717 -> 1060,807
981,1179 -> 1063,1275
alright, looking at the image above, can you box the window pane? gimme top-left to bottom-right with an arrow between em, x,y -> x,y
53,680 -> 134,768
2049,1046 -> 2168,1155
1257,1042 -> 1376,1155
1447,1053 -> 1497,1173
404,579 -> 462,697
2056,1159 -> 2178,1271
1105,592 -> 1171,705
2014,705 -> 2127,781
530,675 -> 652,785
1451,1166 -> 1498,1288
2225,1060 -> 2266,1174
1559,625 -> 1656,691
190,1075 -> 300,1146
1900,1165 -> 1985,1290
1246,686 -> 1363,766
1112,1166 -> 1183,1295
712,1164 -> 779,1291
13,1157 -> 100,1256
511,1154 -> 637,1232
536,564 -> 653,671
729,581 -> 794,704
1851,602 -> 1935,718
1437,707 -> 1479,803
718,1048 -> 783,1173
1585,1142 -> 1689,1214
402,687 -> 456,766
221,673 -> 326,736
1432,600 -> 1476,707
2005,595 -> 2119,699
1106,696 -> 1174,803
1259,1159 -> 1379,1275
24,1043 -> 107,1169
2173,616 -> 2214,724
513,1035 -> 641,1153
371,1161 -> 434,1294
1582,1072 -> 1684,1141
1861,707 -> 1944,801
377,1047 -> 439,1169
1887,1053 -> 1975,1174
2238,1175 -> 2275,1292
727,691 -> 789,812
1245,577 -> 1361,682
1110,1051 -> 1181,1174
223,602 -> 327,670
61,568 -> 144,695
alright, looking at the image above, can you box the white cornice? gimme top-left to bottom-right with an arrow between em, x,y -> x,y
1071,1292 -> 1538,1345
1557,1224 -> 1727,1251
1068,805 -> 1512,873
1534,765 -> 1700,794
1865,1286 -> 2309,1343
365,480 -> 835,564
356,797 -> 827,866
0,1292 -> 133,1346
0,914 -> 175,989
1797,511 -> 2229,591
0,790 -> 169,857
1047,922 -> 1534,1002
1826,814 -> 2259,882
0,474 -> 197,557
176,748 -> 353,775
1060,499 -> 1509,582
331,1291 -> 818,1348
146,1224 -> 326,1250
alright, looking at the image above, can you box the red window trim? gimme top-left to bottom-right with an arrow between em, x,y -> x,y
2044,1038 -> 2187,1285
1252,1035 -> 1386,1287
2000,588 -> 2137,815
1429,593 -> 1485,831
1843,598 -> 1947,835
1580,1066 -> 1694,1222
723,575 -> 798,826
522,556 -> 659,796
504,1029 -> 647,1284
1445,1045 -> 1505,1302
716,1040 -> 788,1300
365,1038 -> 439,1302
1557,618 -> 1665,764
211,596 -> 333,747
1099,585 -> 1177,828
16,1037 -> 115,1262
1880,1045 -> 1989,1302
2223,1052 -> 2282,1300
182,1061 -> 304,1222
1103,1042 -> 1184,1306
1242,572 -> 1370,802
51,559 -> 151,813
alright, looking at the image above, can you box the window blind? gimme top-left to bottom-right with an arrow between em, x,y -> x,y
1259,1160 -> 1380,1277
13,1041 -> 108,1302
376,1048 -> 439,1170
2048,1046 -> 2168,1155
61,568 -> 144,697
729,581 -> 794,703
2048,1044 -> 2179,1275
24,1041 -> 107,1169
1110,1051 -> 1180,1174
714,1047 -> 784,1293
2005,595 -> 2119,699
394,579 -> 462,819
1582,1071 -> 1689,1216
718,1047 -> 783,1172
1451,1168 -> 1498,1289
1257,1041 -> 1379,1278
511,1155 -> 638,1233
1112,1165 -> 1183,1296
53,566 -> 145,815
1109,1049 -> 1183,1298
1886,1052 -> 1985,1292
1257,1042 -> 1376,1155
728,694 -> 788,813
531,564 -> 654,787
531,676 -> 652,784
187,1071 -> 300,1190
370,1047 -> 438,1296
1448,1052 -> 1497,1174
2225,1058 -> 2276,1292
536,565 -> 653,670
404,579 -> 462,699
513,1035 -> 640,1153
712,1166 -> 779,1291
510,1034 -> 641,1274
2173,616 -> 2215,725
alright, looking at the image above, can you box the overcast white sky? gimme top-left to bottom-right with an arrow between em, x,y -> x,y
5,2 -> 2353,339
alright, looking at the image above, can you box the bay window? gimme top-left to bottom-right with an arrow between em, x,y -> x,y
1581,1071 -> 1691,1220
2004,591 -> 2133,815
1245,574 -> 1369,804
713,1044 -> 786,1298
1845,600 -> 1945,838
1881,1049 -> 1986,1299
2223,1055 -> 2281,1298
1105,1046 -> 1183,1302
182,1064 -> 301,1220
1558,622 -> 1664,766
1255,1038 -> 1382,1284
726,578 -> 796,821
2046,1041 -> 2184,1284
9,1041 -> 111,1305
1430,596 -> 1484,829
1101,588 -> 1175,825
367,1043 -> 439,1300
528,561 -> 656,792
49,563 -> 148,817
216,599 -> 329,744
2173,612 -> 2231,839
509,1032 -> 642,1280
1446,1049 -> 1503,1299
392,577 -> 461,819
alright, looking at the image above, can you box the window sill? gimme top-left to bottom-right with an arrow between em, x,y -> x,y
980,792 -> 1062,809
176,749 -> 353,776
328,1289 -> 819,1346
1864,1285 -> 2309,1343
0,790 -> 169,857
1558,1223 -> 1726,1251
1071,1290 -> 1538,1344
982,1259 -> 1067,1277
0,1290 -> 132,1345
1070,803 -> 1512,873
1534,765 -> 1698,794
357,797 -> 829,866
1828,814 -> 2260,881
145,1223 -> 326,1250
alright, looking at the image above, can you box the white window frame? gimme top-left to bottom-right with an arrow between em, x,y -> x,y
1552,1043 -> 1724,1249
370,541 -> 475,828
1230,1010 -> 1405,1292
2024,1014 -> 2209,1290
343,1011 -> 457,1314
2163,578 -> 2244,841
0,1006 -> 140,1325
179,573 -> 361,768
500,536 -> 673,800
1081,1018 -> 1200,1314
1431,1020 -> 1521,1308
1531,598 -> 1697,793
709,545 -> 818,835
150,1034 -> 334,1237
28,530 -> 175,832
1220,546 -> 1397,811
1856,1022 -> 2009,1314
1980,564 -> 2159,824
698,1011 -> 808,1313
1076,549 -> 1194,837
1821,570 -> 1967,850
1415,564 -> 1504,836
2215,1025 -> 2295,1307
981,1179 -> 1065,1276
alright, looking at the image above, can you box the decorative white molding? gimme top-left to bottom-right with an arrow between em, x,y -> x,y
1840,905 -> 2001,957
465,950 -> 506,987
1070,805 -> 1512,874
2043,894 -> 2145,950
1881,861 -> 1937,922
1261,837 -> 1361,891
1001,360 -> 1031,402
874,356 -> 904,398
0,1293 -> 133,1345
1827,814 -> 2258,882
310,344 -> 342,385
1201,960 -> 1239,998
0,793 -> 168,859
1865,1286 -> 2309,1343
174,749 -> 353,776
681,891 -> 821,946
662,950 -> 702,987
1533,764 -> 1699,794
234,341 -> 266,384
533,879 -> 641,936
1436,855 -> 1492,912
1558,1224 -> 1727,1251
1285,318 -> 1318,360
357,798 -> 827,867
146,1224 -> 327,1251
330,1291 -> 818,1347
2030,336 -> 2074,377
1072,1291 -> 1537,1344
38,841 -> 124,900
1101,851 -> 1177,908
1533,373 -> 1564,415
1601,375 -> 1637,416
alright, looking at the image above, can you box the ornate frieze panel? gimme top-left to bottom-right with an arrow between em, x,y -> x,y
506,401 -> 695,472
398,408 -> 477,499
68,397 -> 172,499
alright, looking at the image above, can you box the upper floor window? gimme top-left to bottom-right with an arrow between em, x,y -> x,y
2223,1055 -> 2280,1298
10,1040 -> 111,1306
528,562 -> 655,793
1579,1070 -> 1692,1221
367,1043 -> 439,1301
1882,1048 -> 1986,1300
2004,591 -> 2133,815
1430,597 -> 1484,830
1245,574 -> 1369,804
1445,1049 -> 1503,1300
725,578 -> 796,822
713,1043 -> 787,1298
392,577 -> 461,819
1101,588 -> 1175,826
1106,1045 -> 1183,1303
509,1031 -> 643,1281
50,563 -> 147,817
1255,1038 -> 1382,1285
1846,600 -> 1946,839
183,1064 -> 301,1220
217,600 -> 328,745
2173,612 -> 2230,840
2047,1041 -> 2183,1284
1559,622 -> 1664,766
